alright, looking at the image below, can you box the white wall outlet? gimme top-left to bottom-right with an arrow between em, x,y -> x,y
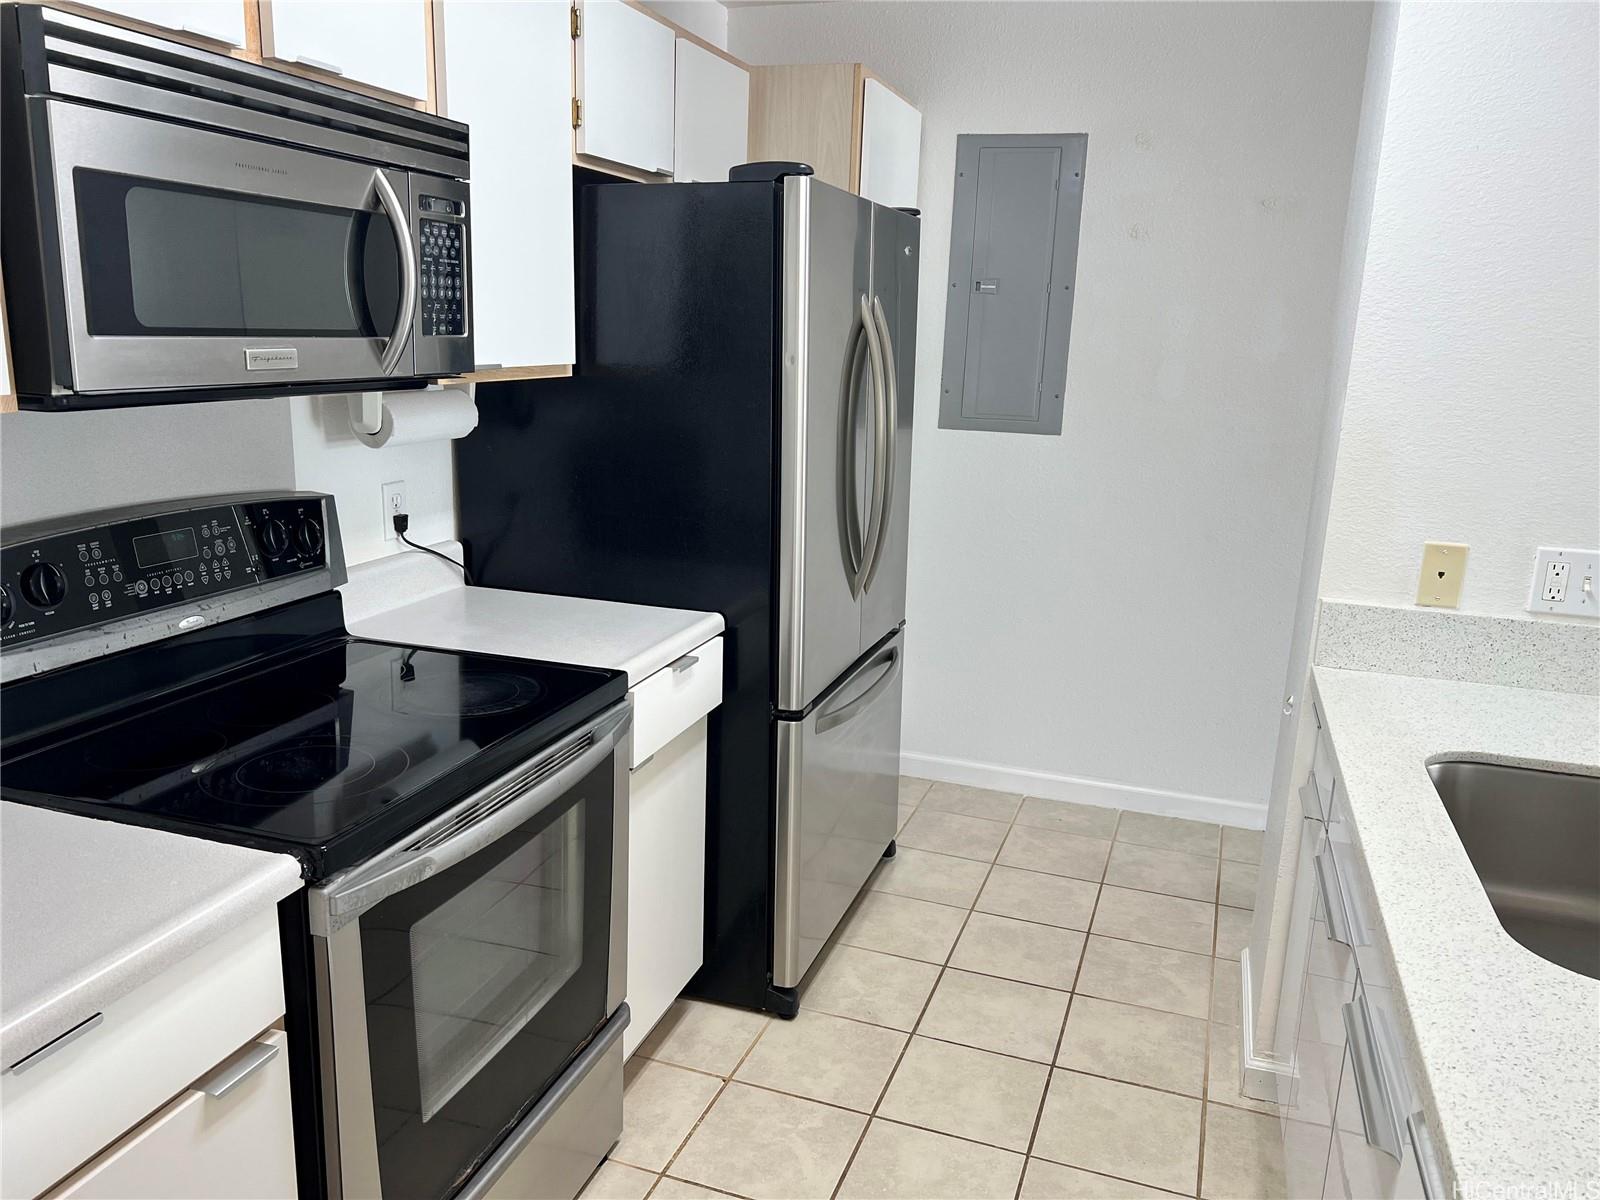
1528,547 -> 1599,617
381,480 -> 407,540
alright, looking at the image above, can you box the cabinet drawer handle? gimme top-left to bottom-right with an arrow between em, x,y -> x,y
1407,1110 -> 1446,1200
1313,848 -> 1352,946
1298,777 -> 1324,821
1342,998 -> 1402,1161
670,654 -> 700,674
198,1039 -> 280,1099
5,1012 -> 103,1074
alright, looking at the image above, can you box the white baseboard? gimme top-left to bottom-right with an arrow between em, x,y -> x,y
900,749 -> 1267,830
1238,947 -> 1291,1100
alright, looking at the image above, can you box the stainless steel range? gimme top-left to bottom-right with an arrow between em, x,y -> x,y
0,493 -> 629,1200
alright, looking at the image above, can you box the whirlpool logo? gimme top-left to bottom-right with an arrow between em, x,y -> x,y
233,161 -> 289,177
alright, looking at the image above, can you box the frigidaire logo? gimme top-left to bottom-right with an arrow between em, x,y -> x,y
233,161 -> 289,176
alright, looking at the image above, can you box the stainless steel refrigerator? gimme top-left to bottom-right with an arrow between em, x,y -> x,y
458,164 -> 920,1014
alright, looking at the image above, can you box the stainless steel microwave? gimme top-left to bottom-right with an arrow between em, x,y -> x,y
1,6 -> 473,410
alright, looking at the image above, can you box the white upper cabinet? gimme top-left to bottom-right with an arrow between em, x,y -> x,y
88,1 -> 247,47
440,0 -> 575,370
858,77 -> 923,209
673,39 -> 749,183
264,1 -> 430,101
575,0 -> 676,176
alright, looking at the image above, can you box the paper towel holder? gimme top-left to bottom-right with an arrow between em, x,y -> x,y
348,391 -> 386,438
347,384 -> 478,445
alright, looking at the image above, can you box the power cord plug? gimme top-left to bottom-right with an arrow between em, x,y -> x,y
391,511 -> 474,585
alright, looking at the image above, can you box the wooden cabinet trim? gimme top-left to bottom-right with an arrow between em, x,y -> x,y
619,0 -> 748,70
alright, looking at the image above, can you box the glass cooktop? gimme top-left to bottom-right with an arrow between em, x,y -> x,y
1,638 -> 625,878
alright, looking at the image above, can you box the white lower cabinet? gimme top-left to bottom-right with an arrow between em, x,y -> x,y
47,1029 -> 294,1200
1,910 -> 288,1200
624,717 -> 709,1057
622,637 -> 722,1056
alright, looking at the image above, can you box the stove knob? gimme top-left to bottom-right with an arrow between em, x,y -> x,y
295,516 -> 324,557
1,584 -> 13,627
20,562 -> 67,610
260,518 -> 289,558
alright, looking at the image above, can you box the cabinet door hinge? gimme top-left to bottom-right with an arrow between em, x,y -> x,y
572,97 -> 583,129
570,5 -> 581,38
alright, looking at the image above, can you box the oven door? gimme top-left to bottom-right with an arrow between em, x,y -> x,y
309,702 -> 629,1200
43,98 -> 426,395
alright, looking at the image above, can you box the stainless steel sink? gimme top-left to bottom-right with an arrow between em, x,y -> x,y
1428,760 -> 1600,980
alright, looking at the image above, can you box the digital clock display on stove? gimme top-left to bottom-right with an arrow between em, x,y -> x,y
132,527 -> 199,569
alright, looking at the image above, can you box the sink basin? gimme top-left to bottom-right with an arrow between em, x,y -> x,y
1428,760 -> 1600,980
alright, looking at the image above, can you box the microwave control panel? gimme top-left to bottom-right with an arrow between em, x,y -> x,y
419,214 -> 465,338
0,499 -> 327,649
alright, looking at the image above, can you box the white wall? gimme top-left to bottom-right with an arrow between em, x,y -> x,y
731,1 -> 1377,822
0,397 -> 456,571
1320,2 -> 1600,617
287,397 -> 457,567
0,401 -> 294,526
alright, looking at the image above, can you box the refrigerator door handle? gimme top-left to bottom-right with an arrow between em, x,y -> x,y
841,305 -> 871,586
862,294 -> 898,594
858,294 -> 891,599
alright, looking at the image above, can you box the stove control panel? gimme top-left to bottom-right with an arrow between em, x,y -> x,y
1,497 -> 329,650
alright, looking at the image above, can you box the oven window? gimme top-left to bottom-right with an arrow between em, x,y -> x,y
409,807 -> 584,1120
357,754 -> 614,1200
74,169 -> 401,338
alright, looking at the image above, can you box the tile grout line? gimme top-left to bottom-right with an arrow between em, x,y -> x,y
828,790 -> 1023,1200
1011,805 -> 1120,1199
1194,830 -> 1227,1198
623,787 -> 1259,1200
643,1012 -> 776,1195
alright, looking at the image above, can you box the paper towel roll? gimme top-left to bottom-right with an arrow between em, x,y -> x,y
353,388 -> 479,449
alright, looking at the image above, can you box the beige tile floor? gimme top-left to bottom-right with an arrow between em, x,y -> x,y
580,779 -> 1283,1200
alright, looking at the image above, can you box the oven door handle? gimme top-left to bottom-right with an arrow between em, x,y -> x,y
309,702 -> 631,935
372,169 -> 417,376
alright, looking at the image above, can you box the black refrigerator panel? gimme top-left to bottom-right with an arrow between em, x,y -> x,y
457,178 -> 784,1010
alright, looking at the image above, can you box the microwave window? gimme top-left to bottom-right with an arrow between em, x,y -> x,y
75,171 -> 401,339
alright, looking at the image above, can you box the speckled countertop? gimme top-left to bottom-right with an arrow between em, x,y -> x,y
0,803 -> 303,1067
1310,665 -> 1600,1190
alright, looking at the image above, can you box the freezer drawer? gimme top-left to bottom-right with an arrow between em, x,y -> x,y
773,629 -> 904,989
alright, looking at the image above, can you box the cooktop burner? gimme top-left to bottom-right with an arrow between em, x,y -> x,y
392,661 -> 546,718
0,626 -> 626,878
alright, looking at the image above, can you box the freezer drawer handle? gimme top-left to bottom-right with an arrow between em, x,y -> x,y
815,642 -> 901,736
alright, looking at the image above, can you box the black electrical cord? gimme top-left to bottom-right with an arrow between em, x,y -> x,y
392,513 -> 474,585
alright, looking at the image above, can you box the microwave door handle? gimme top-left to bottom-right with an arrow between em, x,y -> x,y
372,169 -> 417,376
311,704 -> 631,933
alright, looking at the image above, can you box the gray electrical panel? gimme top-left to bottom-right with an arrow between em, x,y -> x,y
939,134 -> 1086,435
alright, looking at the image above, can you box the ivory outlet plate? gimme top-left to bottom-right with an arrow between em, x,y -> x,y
1416,542 -> 1468,608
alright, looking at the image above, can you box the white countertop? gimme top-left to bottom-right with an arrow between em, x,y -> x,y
1310,665 -> 1599,1191
0,803 -> 302,1067
341,546 -> 724,685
